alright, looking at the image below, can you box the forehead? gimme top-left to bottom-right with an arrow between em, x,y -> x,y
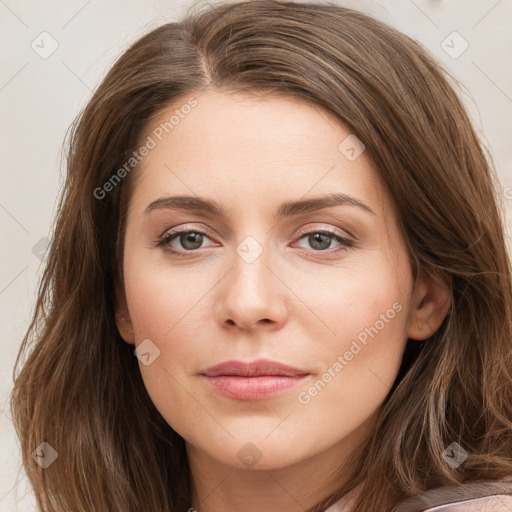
128,89 -> 389,220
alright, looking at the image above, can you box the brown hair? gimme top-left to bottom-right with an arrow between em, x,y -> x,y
10,1 -> 512,511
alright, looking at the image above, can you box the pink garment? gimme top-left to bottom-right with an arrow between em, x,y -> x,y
323,479 -> 512,511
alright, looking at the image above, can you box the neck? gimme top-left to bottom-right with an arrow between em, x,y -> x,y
187,441 -> 362,512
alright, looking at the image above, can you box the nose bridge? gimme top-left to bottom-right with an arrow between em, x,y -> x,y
216,232 -> 286,329
231,235 -> 274,306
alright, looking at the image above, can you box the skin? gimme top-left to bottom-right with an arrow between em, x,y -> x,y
115,89 -> 451,512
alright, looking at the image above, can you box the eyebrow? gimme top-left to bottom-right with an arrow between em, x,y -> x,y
144,192 -> 375,219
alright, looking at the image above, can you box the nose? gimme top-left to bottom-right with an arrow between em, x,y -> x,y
214,242 -> 288,331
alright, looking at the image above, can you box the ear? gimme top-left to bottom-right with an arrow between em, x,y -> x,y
114,282 -> 135,345
407,272 -> 451,341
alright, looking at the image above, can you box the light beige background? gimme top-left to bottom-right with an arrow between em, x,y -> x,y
1,0 -> 511,509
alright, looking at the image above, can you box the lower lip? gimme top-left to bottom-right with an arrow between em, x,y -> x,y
203,375 -> 310,400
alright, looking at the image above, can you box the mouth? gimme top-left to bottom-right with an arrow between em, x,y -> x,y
201,358 -> 311,401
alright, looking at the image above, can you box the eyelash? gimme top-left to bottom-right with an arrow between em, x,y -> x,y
156,225 -> 354,258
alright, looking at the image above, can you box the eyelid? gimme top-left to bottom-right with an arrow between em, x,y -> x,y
159,223 -> 353,243
158,223 -> 217,240
290,226 -> 354,255
293,223 -> 354,241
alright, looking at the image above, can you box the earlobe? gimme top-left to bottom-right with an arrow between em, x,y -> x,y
407,273 -> 452,341
114,283 -> 135,345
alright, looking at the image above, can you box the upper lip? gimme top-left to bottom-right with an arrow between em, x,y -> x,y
202,358 -> 310,377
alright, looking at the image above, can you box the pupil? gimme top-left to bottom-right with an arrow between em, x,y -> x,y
310,233 -> 330,250
182,232 -> 203,249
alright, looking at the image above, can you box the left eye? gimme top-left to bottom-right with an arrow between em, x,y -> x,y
294,231 -> 353,252
158,230 -> 213,252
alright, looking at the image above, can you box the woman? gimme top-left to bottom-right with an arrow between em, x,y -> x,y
10,1 -> 512,511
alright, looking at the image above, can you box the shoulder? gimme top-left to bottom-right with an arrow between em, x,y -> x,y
392,478 -> 512,511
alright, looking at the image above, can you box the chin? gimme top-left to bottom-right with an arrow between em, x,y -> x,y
198,434 -> 316,471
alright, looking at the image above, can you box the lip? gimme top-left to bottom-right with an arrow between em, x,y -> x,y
201,358 -> 311,401
203,358 -> 310,377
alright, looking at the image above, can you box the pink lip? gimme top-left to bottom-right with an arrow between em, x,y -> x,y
201,358 -> 311,401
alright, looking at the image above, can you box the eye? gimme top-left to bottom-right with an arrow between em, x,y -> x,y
293,229 -> 354,254
157,228 -> 217,256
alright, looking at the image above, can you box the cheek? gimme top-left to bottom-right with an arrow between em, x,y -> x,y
319,265 -> 407,345
124,253 -> 209,342
123,266 -> 206,434
308,261 -> 409,393
122,260 -> 203,406
295,299 -> 407,444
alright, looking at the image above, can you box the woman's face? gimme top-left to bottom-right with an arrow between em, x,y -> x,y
115,89 -> 444,475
